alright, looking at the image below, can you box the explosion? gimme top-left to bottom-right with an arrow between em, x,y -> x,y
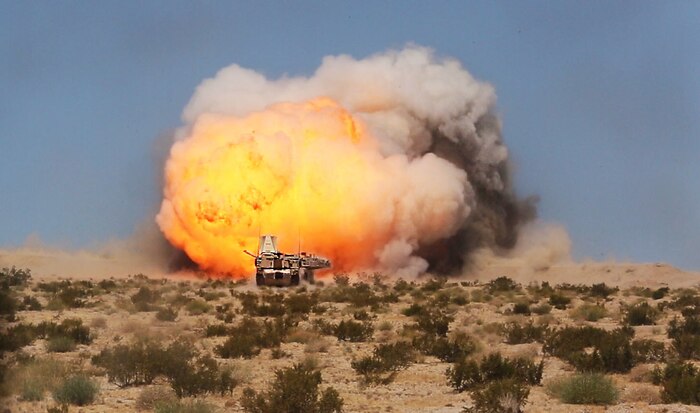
158,46 -> 533,278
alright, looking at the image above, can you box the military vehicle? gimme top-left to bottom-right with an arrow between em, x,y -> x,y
244,235 -> 331,286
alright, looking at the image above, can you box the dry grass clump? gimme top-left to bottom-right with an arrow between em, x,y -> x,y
114,295 -> 138,313
305,336 -> 332,354
90,316 -> 108,329
120,318 -> 149,335
546,373 -> 619,405
47,335 -> 77,353
156,307 -> 178,322
531,302 -> 552,315
570,303 -> 608,321
185,299 -> 211,315
285,327 -> 321,344
6,357 -> 72,401
621,383 -> 661,404
136,386 -> 178,410
628,364 -> 655,383
377,320 -> 393,332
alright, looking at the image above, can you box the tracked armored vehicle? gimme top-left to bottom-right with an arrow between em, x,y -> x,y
244,235 -> 331,287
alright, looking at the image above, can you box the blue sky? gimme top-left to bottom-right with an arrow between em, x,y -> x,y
1,1 -> 698,269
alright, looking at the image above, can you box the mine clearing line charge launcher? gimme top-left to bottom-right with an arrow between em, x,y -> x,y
244,235 -> 331,286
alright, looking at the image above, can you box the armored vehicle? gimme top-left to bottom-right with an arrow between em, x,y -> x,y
244,235 -> 331,286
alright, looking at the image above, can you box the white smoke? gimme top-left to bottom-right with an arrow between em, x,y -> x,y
163,46 -> 541,276
183,47 -> 499,163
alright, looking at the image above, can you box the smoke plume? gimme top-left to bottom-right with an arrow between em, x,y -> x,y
157,46 -> 536,277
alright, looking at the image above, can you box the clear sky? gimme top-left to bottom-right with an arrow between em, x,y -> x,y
1,1 -> 698,269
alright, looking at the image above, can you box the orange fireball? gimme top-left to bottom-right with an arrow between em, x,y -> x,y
157,98 -> 469,277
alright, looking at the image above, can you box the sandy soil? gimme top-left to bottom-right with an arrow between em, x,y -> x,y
2,259 -> 700,413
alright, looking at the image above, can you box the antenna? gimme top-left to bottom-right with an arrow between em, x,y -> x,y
256,208 -> 262,255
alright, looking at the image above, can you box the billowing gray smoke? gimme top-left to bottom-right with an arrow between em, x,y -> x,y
165,46 -> 535,276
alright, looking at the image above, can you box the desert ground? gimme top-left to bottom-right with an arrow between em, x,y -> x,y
2,254 -> 700,413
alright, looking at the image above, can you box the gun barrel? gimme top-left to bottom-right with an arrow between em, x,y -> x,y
243,250 -> 257,259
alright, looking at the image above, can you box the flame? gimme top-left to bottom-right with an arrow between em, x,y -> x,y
158,97 -> 469,277
157,98 -> 388,275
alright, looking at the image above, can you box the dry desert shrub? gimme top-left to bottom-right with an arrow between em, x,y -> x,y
653,360 -> 700,404
305,336 -> 332,353
377,320 -> 393,332
631,339 -> 666,363
548,293 -> 572,310
324,319 -> 374,342
667,313 -> 700,359
470,288 -> 490,303
241,363 -> 343,413
628,364 -> 655,383
47,335 -> 77,353
185,299 -> 211,315
94,338 -> 237,397
115,296 -> 138,313
543,325 -> 635,373
1,318 -> 92,356
511,302 -> 531,315
285,327 -> 320,344
509,343 -> 540,361
90,316 -> 107,329
120,319 -> 148,335
131,286 -> 162,312
502,322 -> 549,345
52,374 -> 99,406
570,303 -> 608,321
270,347 -> 290,359
446,352 -> 543,392
624,301 -> 660,326
156,306 -> 178,322
530,303 -> 552,315
621,383 -> 661,404
205,323 -> 230,337
301,354 -> 322,370
136,386 -> 178,411
216,317 -> 294,358
464,379 -> 530,413
413,330 -> 477,362
589,284 -> 617,300
546,373 -> 619,405
229,360 -> 253,384
486,277 -> 520,294
351,341 -> 415,385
